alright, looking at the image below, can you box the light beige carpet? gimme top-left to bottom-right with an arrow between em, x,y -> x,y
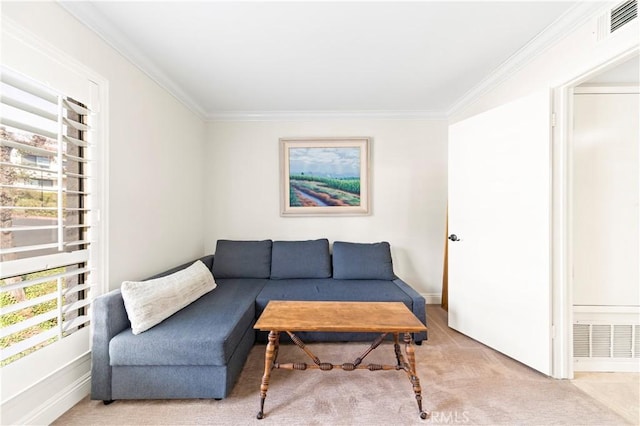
54,307 -> 631,425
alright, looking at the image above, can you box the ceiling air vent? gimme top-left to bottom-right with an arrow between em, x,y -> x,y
611,0 -> 638,32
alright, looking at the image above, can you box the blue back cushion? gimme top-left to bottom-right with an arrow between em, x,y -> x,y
212,240 -> 272,278
270,239 -> 332,279
332,241 -> 395,280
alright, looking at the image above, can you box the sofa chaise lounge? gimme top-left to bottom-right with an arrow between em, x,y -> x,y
91,239 -> 427,402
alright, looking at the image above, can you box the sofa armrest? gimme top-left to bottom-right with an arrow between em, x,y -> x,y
90,289 -> 130,401
393,278 -> 427,343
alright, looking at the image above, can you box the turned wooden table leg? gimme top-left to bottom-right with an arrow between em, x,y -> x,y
257,330 -> 279,419
393,333 -> 403,367
404,332 -> 429,420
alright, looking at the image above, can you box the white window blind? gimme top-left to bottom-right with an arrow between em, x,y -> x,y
1,67 -> 95,365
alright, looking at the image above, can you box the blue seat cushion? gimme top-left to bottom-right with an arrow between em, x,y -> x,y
332,241 -> 395,280
212,240 -> 272,278
109,279 -> 268,366
270,239 -> 332,279
255,279 -> 413,314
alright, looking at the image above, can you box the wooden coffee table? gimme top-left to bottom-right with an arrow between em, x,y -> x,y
253,301 -> 429,420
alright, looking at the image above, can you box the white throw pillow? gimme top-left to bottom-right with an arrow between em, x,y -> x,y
121,260 -> 217,335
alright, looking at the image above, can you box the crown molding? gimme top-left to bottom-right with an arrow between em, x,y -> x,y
207,110 -> 448,122
447,1 -> 615,118
59,1 -> 444,122
59,1 -> 208,120
59,1 -> 613,123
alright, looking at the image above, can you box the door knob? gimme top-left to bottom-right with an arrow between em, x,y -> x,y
448,234 -> 461,242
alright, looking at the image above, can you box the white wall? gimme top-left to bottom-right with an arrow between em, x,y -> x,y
572,91 -> 639,306
2,2 -> 207,289
205,119 -> 448,297
1,2 -> 206,424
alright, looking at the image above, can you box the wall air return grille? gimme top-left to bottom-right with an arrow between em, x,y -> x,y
573,324 -> 590,358
613,325 -> 633,358
573,323 -> 640,359
611,0 -> 637,32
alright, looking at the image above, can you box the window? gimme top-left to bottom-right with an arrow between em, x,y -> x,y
21,154 -> 51,169
1,67 -> 95,366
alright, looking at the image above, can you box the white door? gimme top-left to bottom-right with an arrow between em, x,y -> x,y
448,91 -> 552,375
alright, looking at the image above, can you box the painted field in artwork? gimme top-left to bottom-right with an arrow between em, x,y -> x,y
288,147 -> 361,207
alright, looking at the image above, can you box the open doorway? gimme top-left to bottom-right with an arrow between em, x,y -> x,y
556,52 -> 640,425
571,55 -> 639,373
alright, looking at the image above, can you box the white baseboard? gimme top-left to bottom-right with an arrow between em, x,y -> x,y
2,353 -> 91,425
423,293 -> 442,305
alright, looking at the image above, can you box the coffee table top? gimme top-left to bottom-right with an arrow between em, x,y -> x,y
254,301 -> 427,333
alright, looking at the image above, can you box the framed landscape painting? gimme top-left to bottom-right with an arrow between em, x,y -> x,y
280,137 -> 370,216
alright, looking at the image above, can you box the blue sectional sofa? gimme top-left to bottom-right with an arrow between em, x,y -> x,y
91,239 -> 427,402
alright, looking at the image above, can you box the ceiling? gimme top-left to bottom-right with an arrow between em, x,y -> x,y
60,1 -> 594,119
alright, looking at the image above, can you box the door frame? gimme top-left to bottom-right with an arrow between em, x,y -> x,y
552,47 -> 639,379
